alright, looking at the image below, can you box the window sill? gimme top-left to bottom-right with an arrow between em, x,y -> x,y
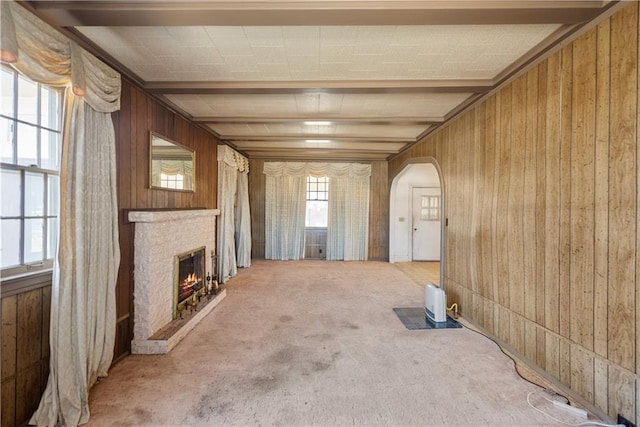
1,269 -> 53,298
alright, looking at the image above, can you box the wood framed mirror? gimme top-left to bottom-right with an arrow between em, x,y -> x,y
149,131 -> 195,192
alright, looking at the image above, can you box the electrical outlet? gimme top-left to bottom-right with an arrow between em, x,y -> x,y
618,414 -> 636,427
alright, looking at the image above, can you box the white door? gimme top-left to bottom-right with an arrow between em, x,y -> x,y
412,187 -> 441,261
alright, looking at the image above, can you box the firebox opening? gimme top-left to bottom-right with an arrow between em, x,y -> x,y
174,246 -> 206,319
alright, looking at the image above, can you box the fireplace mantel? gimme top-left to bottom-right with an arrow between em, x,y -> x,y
128,208 -> 223,354
128,209 -> 218,223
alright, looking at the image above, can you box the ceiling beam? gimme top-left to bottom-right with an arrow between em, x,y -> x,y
241,150 -> 393,161
145,80 -> 488,95
26,1 -> 610,26
225,135 -> 415,143
197,117 -> 442,125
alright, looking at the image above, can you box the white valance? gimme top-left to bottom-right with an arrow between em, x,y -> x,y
2,1 -> 121,113
263,162 -> 371,178
218,145 -> 249,172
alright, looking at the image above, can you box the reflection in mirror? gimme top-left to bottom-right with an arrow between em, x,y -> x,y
149,132 -> 195,192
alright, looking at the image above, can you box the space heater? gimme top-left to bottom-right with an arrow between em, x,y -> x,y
424,283 -> 447,324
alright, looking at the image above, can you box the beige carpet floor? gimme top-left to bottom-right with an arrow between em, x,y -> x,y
86,260 -> 577,426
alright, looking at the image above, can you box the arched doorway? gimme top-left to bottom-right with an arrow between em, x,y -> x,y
389,158 -> 445,289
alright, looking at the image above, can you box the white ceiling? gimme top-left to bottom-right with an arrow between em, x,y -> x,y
26,1 -> 618,161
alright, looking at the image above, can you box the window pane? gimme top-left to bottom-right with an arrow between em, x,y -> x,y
48,175 -> 59,216
1,219 -> 21,267
1,169 -> 21,217
17,76 -> 38,125
25,172 -> 44,216
40,86 -> 60,130
24,218 -> 44,263
17,123 -> 38,166
41,129 -> 60,170
306,200 -> 328,227
47,217 -> 58,259
1,68 -> 14,118
0,117 -> 14,163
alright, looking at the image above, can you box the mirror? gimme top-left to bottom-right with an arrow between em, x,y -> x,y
149,132 -> 195,192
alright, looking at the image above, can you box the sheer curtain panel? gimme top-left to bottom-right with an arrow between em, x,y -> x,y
236,169 -> 252,267
217,145 -> 251,282
263,162 -> 371,261
3,3 -> 122,426
264,174 -> 307,260
327,175 -> 370,260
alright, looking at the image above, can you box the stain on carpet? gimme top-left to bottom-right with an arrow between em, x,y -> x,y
190,393 -> 233,423
269,346 -> 298,364
279,315 -> 293,322
251,375 -> 282,393
341,321 -> 360,330
133,407 -> 152,422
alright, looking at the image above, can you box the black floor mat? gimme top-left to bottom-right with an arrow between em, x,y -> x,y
393,307 -> 463,330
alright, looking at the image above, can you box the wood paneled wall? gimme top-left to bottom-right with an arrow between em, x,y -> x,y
390,3 -> 639,422
112,79 -> 219,361
248,160 -> 389,261
1,285 -> 51,427
305,228 -> 328,259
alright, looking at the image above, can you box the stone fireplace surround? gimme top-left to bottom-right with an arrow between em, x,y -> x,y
128,209 -> 224,354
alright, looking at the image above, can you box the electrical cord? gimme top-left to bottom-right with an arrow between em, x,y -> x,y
457,318 -> 623,426
526,391 -> 622,427
459,319 -> 563,395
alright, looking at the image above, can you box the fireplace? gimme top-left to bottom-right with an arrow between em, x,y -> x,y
128,209 -> 225,354
174,246 -> 206,319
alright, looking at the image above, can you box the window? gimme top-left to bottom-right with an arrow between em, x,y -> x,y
160,172 -> 184,190
1,66 -> 62,277
420,195 -> 441,221
305,176 -> 329,227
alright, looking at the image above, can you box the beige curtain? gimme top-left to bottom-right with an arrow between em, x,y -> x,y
217,146 -> 251,281
2,2 -> 122,426
263,162 -> 371,261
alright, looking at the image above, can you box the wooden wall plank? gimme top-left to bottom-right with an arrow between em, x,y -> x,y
369,160 -> 389,261
536,327 -> 546,369
470,107 -> 483,294
480,96 -> 496,302
535,61 -> 547,327
524,321 -> 537,363
17,290 -> 42,372
523,67 -> 538,323
637,0 -> 640,380
1,296 -> 17,427
594,358 -> 609,413
570,27 -> 596,351
608,2 -> 637,373
1,377 -> 16,427
570,345 -> 595,403
1,296 -> 17,382
508,75 -> 526,318
545,333 -> 560,380
594,17 -> 611,360
496,85 -> 511,309
559,44 -> 573,341
15,365 -> 40,425
608,365 -> 636,423
544,50 -> 562,335
249,159 -> 265,260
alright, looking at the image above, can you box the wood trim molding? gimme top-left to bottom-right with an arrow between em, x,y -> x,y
1,270 -> 53,298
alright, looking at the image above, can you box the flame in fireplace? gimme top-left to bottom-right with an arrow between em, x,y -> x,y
179,272 -> 201,299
